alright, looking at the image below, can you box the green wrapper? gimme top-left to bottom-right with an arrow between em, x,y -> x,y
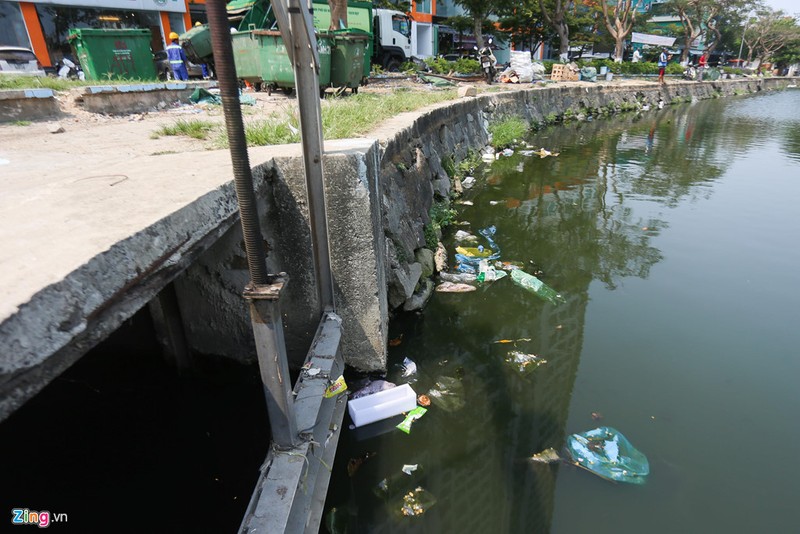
396,407 -> 427,434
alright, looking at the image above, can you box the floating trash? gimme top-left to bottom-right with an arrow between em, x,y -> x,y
492,338 -> 532,344
397,407 -> 427,434
389,334 -> 403,346
454,230 -> 478,242
436,282 -> 477,293
505,351 -> 547,374
347,452 -> 376,477
427,376 -> 465,412
400,487 -> 437,517
510,269 -> 565,305
462,176 -> 476,189
566,427 -> 649,484
324,375 -> 347,398
440,271 -> 477,284
455,245 -> 494,258
401,357 -> 417,378
530,447 -> 561,464
402,464 -> 419,475
351,379 -> 396,400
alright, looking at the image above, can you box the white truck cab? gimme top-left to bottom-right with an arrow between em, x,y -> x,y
373,9 -> 412,71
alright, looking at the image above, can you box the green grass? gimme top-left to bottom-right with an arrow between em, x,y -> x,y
12,120 -> 31,126
214,90 -> 459,148
152,119 -> 218,140
489,117 -> 528,149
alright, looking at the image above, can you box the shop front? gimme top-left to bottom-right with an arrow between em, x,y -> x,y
0,0 -> 193,67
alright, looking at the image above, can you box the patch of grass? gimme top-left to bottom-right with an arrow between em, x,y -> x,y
12,120 -> 31,126
488,117 -> 528,149
152,119 -> 218,140
218,90 -> 459,148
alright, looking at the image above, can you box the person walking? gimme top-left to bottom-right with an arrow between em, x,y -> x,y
166,31 -> 189,81
632,48 -> 641,63
658,47 -> 670,85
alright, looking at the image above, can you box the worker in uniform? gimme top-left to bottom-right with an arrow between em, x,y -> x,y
166,31 -> 189,81
194,21 -> 211,79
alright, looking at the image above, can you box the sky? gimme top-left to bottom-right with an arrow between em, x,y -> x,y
763,0 -> 799,15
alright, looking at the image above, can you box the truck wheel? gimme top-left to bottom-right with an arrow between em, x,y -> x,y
384,58 -> 401,72
282,87 -> 293,96
266,84 -> 273,96
352,86 -> 358,94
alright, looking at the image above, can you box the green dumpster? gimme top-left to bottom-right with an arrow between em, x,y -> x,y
180,24 -> 212,64
68,28 -> 157,81
330,31 -> 369,93
232,30 -> 332,96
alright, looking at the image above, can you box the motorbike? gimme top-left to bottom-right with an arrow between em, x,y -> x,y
57,56 -> 85,81
682,63 -> 698,81
474,38 -> 497,84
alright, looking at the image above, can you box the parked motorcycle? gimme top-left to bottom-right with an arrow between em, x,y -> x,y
57,56 -> 85,81
682,63 -> 697,81
474,38 -> 497,84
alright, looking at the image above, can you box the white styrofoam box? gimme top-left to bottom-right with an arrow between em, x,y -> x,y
347,383 -> 417,428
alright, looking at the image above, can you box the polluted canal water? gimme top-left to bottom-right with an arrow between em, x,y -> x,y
324,88 -> 800,533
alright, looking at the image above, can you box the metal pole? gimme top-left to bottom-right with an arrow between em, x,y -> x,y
206,0 -> 299,448
270,0 -> 336,311
737,17 -> 749,64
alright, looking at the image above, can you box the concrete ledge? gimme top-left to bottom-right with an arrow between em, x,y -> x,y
0,88 -> 60,122
79,80 -> 218,114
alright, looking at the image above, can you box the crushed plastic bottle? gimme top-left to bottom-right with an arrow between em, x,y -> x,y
510,269 -> 565,304
440,271 -> 477,284
477,259 -> 508,283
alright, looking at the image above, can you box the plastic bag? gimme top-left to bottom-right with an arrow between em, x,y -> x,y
440,271 -> 477,284
351,379 -> 396,400
436,282 -> 477,293
427,376 -> 465,412
566,427 -> 650,484
401,357 -> 417,378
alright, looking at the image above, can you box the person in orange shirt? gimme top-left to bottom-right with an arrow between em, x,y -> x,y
697,52 -> 708,82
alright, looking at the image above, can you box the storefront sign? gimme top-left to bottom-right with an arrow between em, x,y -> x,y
31,0 -> 186,14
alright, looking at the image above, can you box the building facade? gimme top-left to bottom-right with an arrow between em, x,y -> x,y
0,0 -> 207,67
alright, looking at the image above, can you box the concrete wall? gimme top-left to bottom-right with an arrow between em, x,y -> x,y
173,139 -> 387,371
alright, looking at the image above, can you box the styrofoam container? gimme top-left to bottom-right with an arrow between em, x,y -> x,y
347,383 -> 417,428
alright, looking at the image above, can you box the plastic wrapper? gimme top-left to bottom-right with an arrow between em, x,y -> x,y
510,269 -> 565,305
324,375 -> 347,398
454,230 -> 478,243
456,245 -> 493,258
397,406 -> 427,434
505,351 -> 547,374
427,376 -> 465,412
566,427 -> 650,484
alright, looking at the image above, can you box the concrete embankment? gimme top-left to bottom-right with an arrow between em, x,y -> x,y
0,77 -> 791,421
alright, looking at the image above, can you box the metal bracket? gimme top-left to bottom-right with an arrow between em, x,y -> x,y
243,273 -> 289,301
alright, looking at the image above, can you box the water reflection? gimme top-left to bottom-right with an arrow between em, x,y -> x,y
327,89 -> 800,533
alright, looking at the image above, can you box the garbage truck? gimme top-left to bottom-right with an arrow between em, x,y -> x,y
181,0 -> 413,74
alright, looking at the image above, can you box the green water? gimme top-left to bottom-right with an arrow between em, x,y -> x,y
327,89 -> 800,533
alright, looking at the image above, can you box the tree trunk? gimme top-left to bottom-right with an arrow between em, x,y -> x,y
474,19 -> 484,49
615,38 -> 625,62
558,25 -> 569,57
328,0 -> 347,30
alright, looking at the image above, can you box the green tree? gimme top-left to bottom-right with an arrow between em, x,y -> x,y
538,0 -> 572,58
453,0 -> 497,48
597,0 -> 643,62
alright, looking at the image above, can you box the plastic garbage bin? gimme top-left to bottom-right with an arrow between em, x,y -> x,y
232,30 -> 331,95
330,30 -> 369,93
180,24 -> 213,64
68,28 -> 157,81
